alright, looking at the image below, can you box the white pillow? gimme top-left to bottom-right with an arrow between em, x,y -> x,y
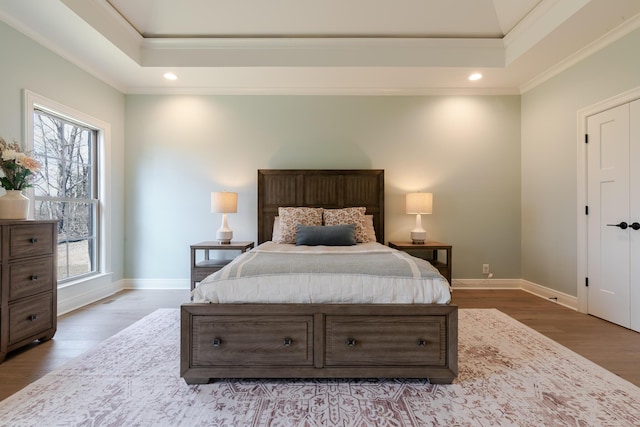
272,217 -> 281,242
364,214 -> 377,242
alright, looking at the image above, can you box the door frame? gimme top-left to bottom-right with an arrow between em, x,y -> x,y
576,86 -> 640,313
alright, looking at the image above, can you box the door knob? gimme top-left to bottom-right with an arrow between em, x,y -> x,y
631,222 -> 640,231
607,222 -> 628,229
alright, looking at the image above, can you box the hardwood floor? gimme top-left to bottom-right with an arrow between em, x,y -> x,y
452,289 -> 640,387
0,289 -> 191,402
0,288 -> 638,402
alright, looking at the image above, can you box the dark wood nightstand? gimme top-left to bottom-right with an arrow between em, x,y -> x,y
190,241 -> 254,290
388,241 -> 452,284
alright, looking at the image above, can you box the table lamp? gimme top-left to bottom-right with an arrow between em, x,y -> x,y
406,192 -> 432,244
211,191 -> 237,244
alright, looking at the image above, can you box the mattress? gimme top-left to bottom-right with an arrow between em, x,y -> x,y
192,242 -> 451,304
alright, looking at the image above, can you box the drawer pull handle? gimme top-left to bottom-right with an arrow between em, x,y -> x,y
30,237 -> 39,243
283,337 -> 293,347
28,314 -> 38,321
417,339 -> 427,346
346,338 -> 357,347
31,275 -> 39,281
212,338 -> 222,347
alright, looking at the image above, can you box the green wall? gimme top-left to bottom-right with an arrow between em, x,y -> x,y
125,95 -> 522,281
0,20 -> 126,284
521,27 -> 640,296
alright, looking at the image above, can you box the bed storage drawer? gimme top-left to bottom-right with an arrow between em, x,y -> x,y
181,303 -> 458,384
325,315 -> 447,366
190,315 -> 314,366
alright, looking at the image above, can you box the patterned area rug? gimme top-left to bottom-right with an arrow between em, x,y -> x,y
1,309 -> 639,427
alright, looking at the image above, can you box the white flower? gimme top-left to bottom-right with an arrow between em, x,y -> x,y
14,152 -> 27,166
1,149 -> 18,161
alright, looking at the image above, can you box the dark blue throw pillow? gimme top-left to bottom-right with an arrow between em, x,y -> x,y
296,224 -> 357,246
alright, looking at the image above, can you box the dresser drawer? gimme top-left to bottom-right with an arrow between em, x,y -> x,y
8,257 -> 54,301
191,315 -> 313,367
9,224 -> 54,259
325,315 -> 447,366
8,293 -> 54,345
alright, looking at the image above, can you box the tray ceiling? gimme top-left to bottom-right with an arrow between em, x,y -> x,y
106,0 -> 539,39
0,0 -> 639,94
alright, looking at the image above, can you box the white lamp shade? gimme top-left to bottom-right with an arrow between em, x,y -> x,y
211,192 -> 238,213
406,192 -> 433,214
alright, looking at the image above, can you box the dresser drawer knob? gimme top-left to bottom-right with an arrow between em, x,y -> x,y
212,338 -> 222,347
30,275 -> 39,281
283,337 -> 293,347
346,338 -> 357,347
30,237 -> 39,244
417,339 -> 427,347
28,314 -> 38,322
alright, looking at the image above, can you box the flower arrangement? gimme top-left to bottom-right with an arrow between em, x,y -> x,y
0,136 -> 42,191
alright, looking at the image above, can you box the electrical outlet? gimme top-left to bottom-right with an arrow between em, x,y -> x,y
482,264 -> 490,274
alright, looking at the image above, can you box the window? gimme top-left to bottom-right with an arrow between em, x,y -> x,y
32,111 -> 98,282
24,90 -> 111,286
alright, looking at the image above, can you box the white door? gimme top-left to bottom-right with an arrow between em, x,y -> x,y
586,103 -> 632,329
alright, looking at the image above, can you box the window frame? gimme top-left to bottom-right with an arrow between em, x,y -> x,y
23,90 -> 112,288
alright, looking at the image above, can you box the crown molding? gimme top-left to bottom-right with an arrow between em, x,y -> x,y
141,37 -> 505,68
124,85 -> 520,96
504,0 -> 588,65
520,12 -> 640,93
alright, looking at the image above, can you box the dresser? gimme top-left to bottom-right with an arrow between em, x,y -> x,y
0,220 -> 58,363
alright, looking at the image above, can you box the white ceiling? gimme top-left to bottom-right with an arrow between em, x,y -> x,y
107,0 -> 538,38
1,0 -> 639,95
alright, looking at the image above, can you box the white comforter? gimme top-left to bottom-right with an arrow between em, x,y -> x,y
192,242 -> 451,304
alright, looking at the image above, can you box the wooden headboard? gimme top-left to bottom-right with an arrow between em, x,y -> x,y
257,169 -> 385,244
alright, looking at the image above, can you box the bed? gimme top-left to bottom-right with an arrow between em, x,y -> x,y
180,169 -> 458,384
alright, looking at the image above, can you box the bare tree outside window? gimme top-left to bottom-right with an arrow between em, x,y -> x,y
32,110 -> 99,282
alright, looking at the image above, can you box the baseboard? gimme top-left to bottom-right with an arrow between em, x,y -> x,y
57,274 -> 123,315
452,278 -> 578,311
122,278 -> 190,290
60,277 -> 577,312
451,278 -> 521,289
519,279 -> 578,310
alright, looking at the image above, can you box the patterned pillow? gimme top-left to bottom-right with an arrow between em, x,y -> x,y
275,207 -> 323,244
323,207 -> 368,243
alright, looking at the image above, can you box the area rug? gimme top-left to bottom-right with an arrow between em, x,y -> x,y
1,309 -> 639,427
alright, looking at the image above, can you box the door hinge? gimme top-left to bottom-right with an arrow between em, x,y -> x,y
585,134 -> 589,144
585,206 -> 589,215
585,277 -> 589,287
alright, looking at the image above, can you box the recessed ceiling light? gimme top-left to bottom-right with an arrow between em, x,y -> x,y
469,73 -> 483,81
163,72 -> 178,81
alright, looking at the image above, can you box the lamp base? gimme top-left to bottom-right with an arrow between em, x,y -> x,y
410,230 -> 426,244
216,230 -> 233,244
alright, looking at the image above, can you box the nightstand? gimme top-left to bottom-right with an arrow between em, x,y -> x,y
190,241 -> 254,290
388,241 -> 452,284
